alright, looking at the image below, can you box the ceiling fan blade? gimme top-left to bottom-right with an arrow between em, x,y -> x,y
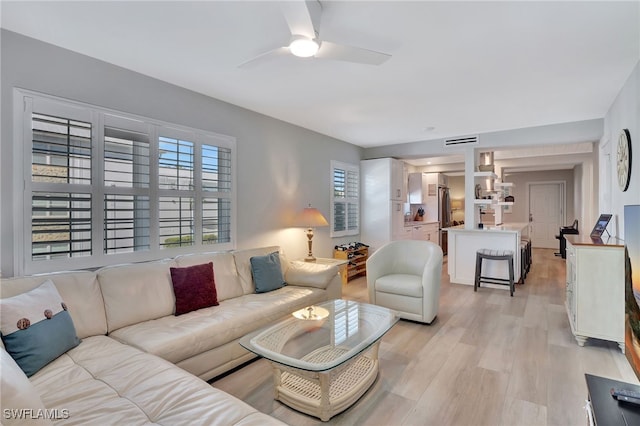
280,0 -> 321,39
316,41 -> 391,65
237,46 -> 289,69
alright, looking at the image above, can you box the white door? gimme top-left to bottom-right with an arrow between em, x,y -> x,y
529,183 -> 563,248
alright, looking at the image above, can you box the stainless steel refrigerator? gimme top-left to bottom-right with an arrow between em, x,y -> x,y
439,186 -> 451,255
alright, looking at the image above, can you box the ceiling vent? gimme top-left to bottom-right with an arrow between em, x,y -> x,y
444,135 -> 479,147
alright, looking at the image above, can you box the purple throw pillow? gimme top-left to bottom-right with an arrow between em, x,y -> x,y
170,262 -> 219,316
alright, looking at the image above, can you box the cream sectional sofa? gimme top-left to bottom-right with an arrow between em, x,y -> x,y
1,246 -> 341,425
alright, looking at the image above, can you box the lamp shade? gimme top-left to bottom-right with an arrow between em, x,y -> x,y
295,207 -> 329,228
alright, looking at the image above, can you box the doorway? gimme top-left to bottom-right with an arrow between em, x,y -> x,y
528,182 -> 565,248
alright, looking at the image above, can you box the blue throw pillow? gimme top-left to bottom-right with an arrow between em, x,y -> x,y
0,280 -> 81,377
250,252 -> 287,293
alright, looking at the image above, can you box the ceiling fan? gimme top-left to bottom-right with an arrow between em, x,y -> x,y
238,0 -> 391,68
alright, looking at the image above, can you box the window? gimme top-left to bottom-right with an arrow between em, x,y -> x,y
103,116 -> 151,254
201,144 -> 232,245
32,192 -> 92,260
30,107 -> 93,261
158,135 -> 195,248
17,90 -> 236,275
330,161 -> 359,237
156,132 -> 233,249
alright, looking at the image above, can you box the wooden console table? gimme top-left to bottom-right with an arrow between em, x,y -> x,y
565,236 -> 625,350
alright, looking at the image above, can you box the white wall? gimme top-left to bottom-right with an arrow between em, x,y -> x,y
600,61 -> 640,239
0,30 -> 363,277
574,163 -> 584,231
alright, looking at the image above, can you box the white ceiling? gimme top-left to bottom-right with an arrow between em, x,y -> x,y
1,1 -> 638,148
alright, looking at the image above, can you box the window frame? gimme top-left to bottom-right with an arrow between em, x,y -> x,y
14,89 -> 236,275
330,160 -> 360,238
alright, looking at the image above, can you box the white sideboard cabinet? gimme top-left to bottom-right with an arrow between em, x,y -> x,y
565,236 -> 625,351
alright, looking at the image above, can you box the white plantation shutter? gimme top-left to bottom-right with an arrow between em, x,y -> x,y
156,133 -> 234,248
201,143 -> 232,245
103,116 -> 151,254
157,135 -> 195,248
30,107 -> 93,261
331,161 -> 359,237
346,168 -> 359,232
17,89 -> 236,275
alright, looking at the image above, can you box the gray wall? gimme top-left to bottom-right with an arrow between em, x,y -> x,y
600,61 -> 640,239
0,30 -> 363,277
363,119 -> 604,160
502,170 -> 575,226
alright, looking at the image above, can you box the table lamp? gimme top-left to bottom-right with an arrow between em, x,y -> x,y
295,205 -> 329,262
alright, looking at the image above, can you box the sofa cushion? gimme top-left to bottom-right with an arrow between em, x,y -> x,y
108,286 -> 326,364
0,348 -> 52,425
97,259 -> 176,332
170,262 -> 219,315
374,274 -> 423,297
174,252 -> 243,302
233,246 -> 287,294
0,280 -> 81,377
0,271 -> 106,339
29,336 -> 285,425
250,252 -> 286,293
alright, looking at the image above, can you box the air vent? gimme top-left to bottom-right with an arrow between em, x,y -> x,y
444,135 -> 479,147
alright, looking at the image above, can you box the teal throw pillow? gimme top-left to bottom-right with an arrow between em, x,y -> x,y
0,280 -> 81,377
250,252 -> 286,293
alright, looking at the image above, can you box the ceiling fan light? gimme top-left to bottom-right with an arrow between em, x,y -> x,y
289,38 -> 319,58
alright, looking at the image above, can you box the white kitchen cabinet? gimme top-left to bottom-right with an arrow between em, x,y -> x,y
423,223 -> 439,244
402,163 -> 409,202
406,222 -> 439,243
408,173 -> 427,204
408,172 -> 439,204
410,224 -> 428,240
423,174 -> 439,223
398,226 -> 413,240
408,173 -> 439,223
565,236 -> 625,351
391,201 -> 406,241
361,158 -> 408,252
391,158 -> 405,201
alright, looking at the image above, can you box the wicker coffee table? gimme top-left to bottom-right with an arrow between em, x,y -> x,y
239,300 -> 398,421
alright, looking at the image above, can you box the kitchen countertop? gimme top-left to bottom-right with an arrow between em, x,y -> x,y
565,234 -> 624,247
447,222 -> 529,232
404,221 -> 439,227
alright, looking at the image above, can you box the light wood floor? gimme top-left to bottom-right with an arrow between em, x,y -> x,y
211,249 -> 639,425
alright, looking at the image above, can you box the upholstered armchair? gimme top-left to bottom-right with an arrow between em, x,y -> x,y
366,240 -> 443,324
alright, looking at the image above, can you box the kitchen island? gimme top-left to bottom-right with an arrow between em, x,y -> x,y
447,223 -> 530,286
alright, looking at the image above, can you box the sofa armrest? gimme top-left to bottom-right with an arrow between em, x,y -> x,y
285,261 -> 339,290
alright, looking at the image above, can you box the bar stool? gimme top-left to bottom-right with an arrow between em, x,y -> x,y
519,241 -> 528,283
474,249 -> 515,297
522,237 -> 532,271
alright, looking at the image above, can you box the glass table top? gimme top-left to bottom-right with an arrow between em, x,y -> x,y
239,300 -> 399,372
